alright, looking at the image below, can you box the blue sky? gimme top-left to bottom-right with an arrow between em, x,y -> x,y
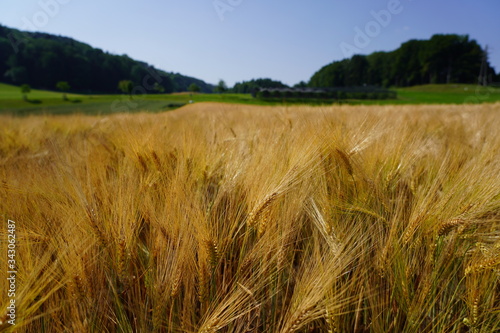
1,0 -> 499,86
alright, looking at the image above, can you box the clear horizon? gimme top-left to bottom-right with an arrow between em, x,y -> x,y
1,0 -> 499,87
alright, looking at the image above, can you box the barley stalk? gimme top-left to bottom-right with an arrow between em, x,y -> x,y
335,148 -> 353,176
198,262 -> 209,302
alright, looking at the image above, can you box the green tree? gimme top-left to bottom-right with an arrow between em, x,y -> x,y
20,84 -> 30,101
214,79 -> 227,93
153,82 -> 165,93
293,81 -> 308,89
309,60 -> 348,88
118,80 -> 134,98
188,83 -> 201,93
345,55 -> 369,86
5,66 -> 28,84
56,81 -> 71,100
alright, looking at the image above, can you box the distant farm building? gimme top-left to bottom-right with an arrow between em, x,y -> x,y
254,86 -> 397,100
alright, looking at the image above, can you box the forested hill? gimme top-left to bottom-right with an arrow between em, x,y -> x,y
310,34 -> 498,88
0,25 -> 214,93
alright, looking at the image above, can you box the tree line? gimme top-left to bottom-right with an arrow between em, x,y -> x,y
0,25 -> 213,94
1,25 -> 498,97
309,34 -> 498,88
230,78 -> 289,94
229,35 -> 498,95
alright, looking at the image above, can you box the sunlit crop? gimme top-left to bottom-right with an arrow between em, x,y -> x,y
1,102 -> 500,332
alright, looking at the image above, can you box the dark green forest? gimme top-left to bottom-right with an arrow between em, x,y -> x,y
0,25 -> 213,94
309,34 -> 498,88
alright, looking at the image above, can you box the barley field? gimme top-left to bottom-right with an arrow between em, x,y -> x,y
1,102 -> 500,332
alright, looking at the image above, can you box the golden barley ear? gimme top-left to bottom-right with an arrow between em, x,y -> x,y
150,150 -> 162,170
465,256 -> 500,275
69,274 -> 87,300
137,153 -> 149,172
170,268 -> 182,298
402,214 -> 425,245
203,238 -> 219,271
286,306 -> 315,333
257,208 -> 271,237
277,244 -> 287,271
247,191 -> 278,228
199,317 -> 221,333
116,237 -> 127,283
239,255 -> 254,278
325,308 -> 338,333
85,205 -> 107,247
437,218 -> 466,236
472,295 -> 480,327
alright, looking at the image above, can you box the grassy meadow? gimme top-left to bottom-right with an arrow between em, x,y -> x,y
1,102 -> 500,332
2,83 -> 500,116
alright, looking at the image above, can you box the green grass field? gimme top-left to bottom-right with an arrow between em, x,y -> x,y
0,83 -> 268,115
395,84 -> 500,104
1,82 -> 499,115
